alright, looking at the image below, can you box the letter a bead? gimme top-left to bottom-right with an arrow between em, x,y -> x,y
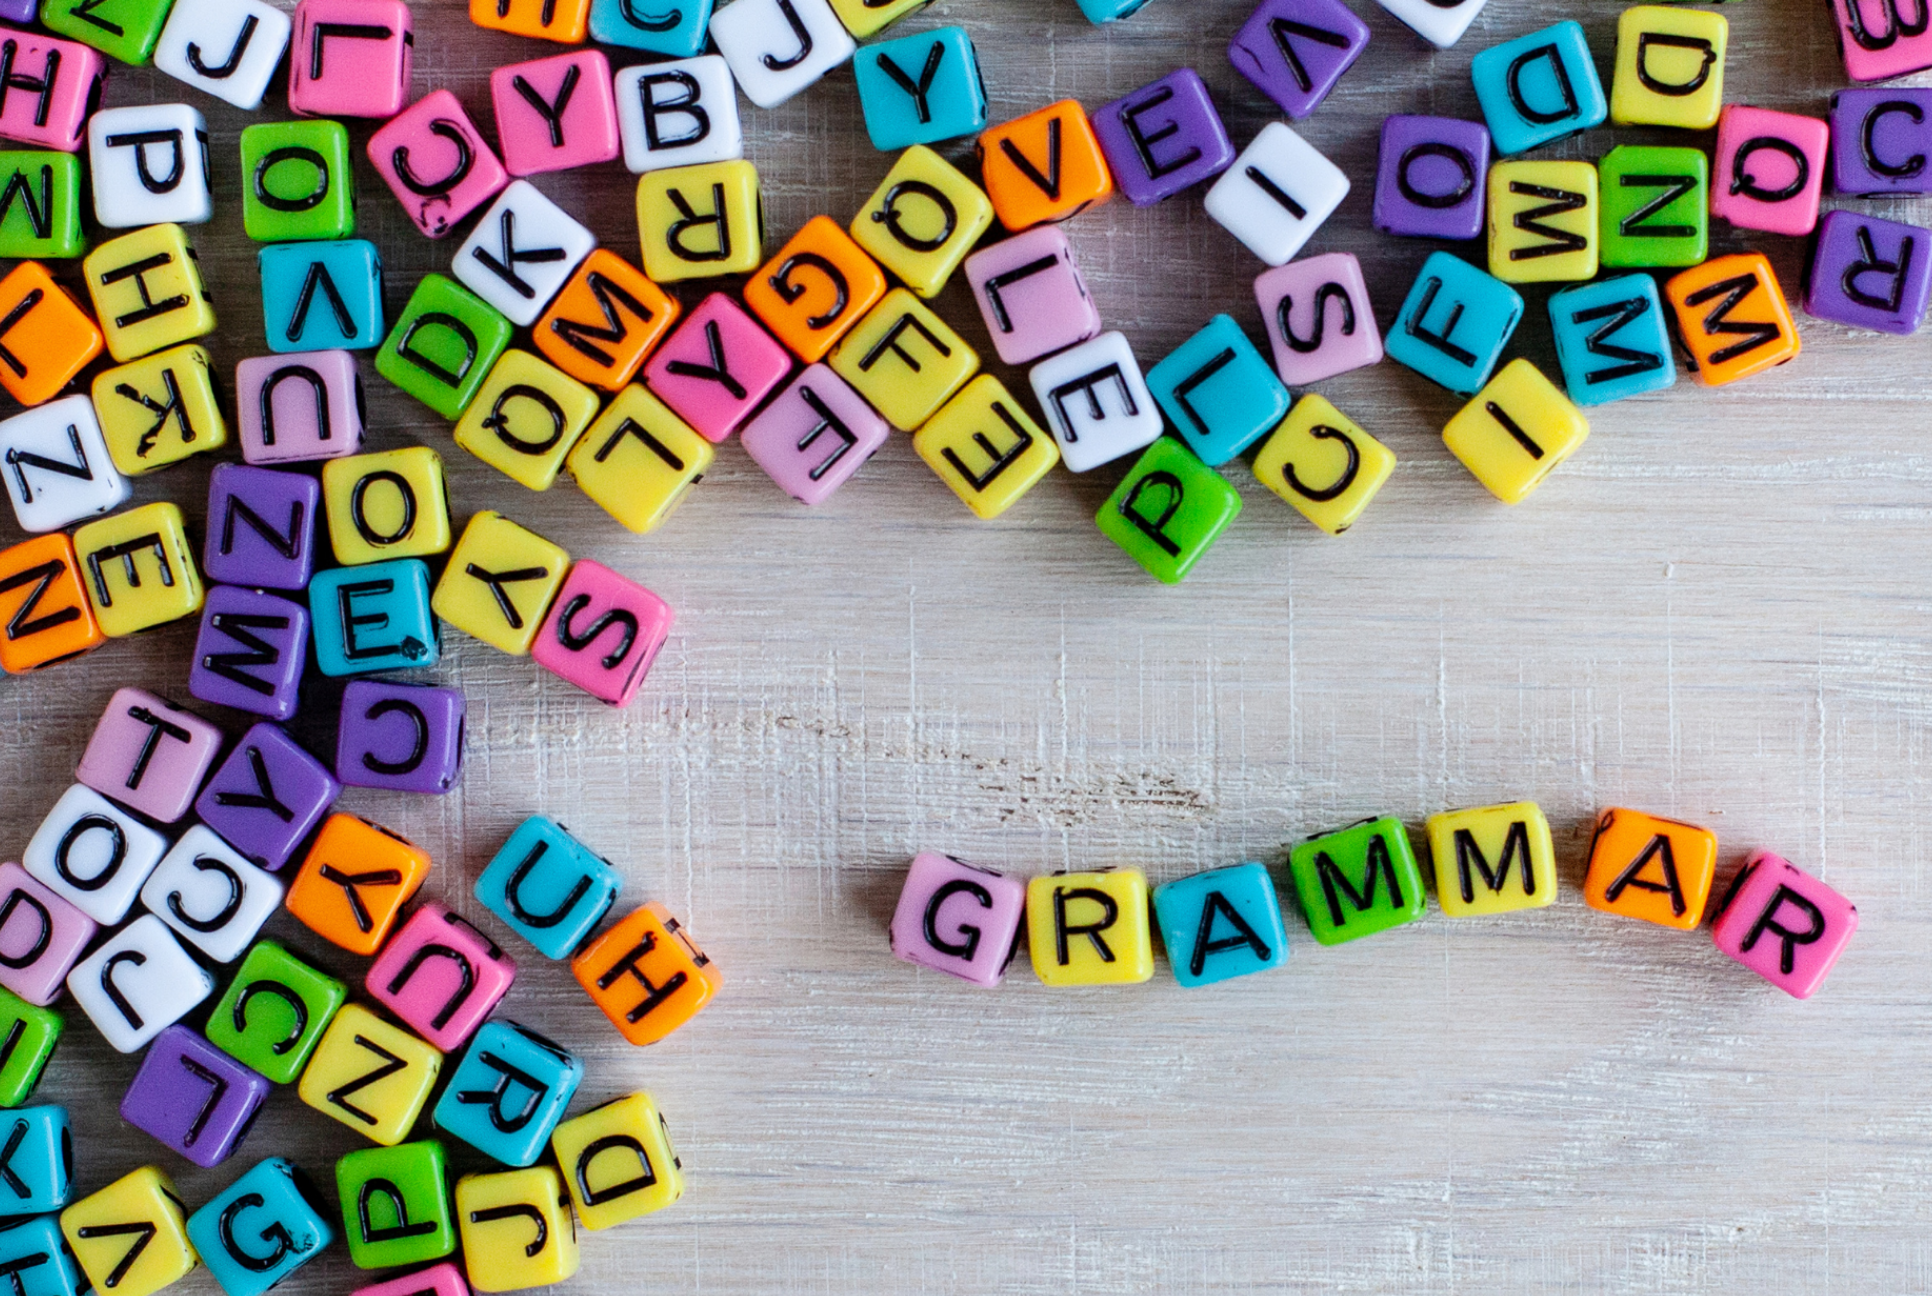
1710,851 -> 1857,998
912,375 -> 1059,520
298,1004 -> 442,1145
0,534 -> 105,672
571,902 -> 721,1045
432,511 -> 570,655
75,686 -> 222,823
455,1167 -> 579,1292
120,1024 -> 270,1167
474,816 -> 622,961
1470,21 -> 1606,156
60,1167 -> 195,1296
1803,209 -> 1932,335
1151,862 -> 1288,987
0,264 -> 103,407
185,1158 -> 333,1296
1026,870 -> 1154,986
368,91 -> 509,239
1443,359 -> 1589,504
1664,253 -> 1800,387
1287,816 -> 1426,944
849,146 -> 992,298
204,939 -> 347,1084
888,852 -> 1027,986
1611,6 -> 1726,130
635,159 -> 762,283
1097,438 -> 1242,584
1092,69 -> 1234,206
367,904 -> 515,1052
1582,808 -> 1718,930
285,813 -> 431,955
977,100 -> 1114,232
532,560 -> 674,707
1425,802 -> 1556,917
1252,394 -> 1395,535
1712,105 -> 1829,237
550,1091 -> 682,1230
335,1140 -> 455,1269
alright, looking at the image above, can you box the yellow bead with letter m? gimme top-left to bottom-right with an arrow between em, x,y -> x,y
1026,869 -> 1154,986
1425,801 -> 1557,917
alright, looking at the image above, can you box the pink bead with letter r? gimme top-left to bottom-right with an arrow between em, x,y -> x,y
889,852 -> 1026,987
1710,850 -> 1857,999
532,560 -> 673,708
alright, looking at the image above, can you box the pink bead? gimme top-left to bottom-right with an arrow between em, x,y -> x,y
739,364 -> 890,505
642,292 -> 793,442
236,351 -> 366,464
888,852 -> 1026,987
288,0 -> 413,119
1831,0 -> 1932,83
490,49 -> 620,177
0,32 -> 103,152
1711,105 -> 1829,237
1711,850 -> 1858,999
1254,252 -> 1384,386
367,90 -> 510,238
365,903 -> 515,1051
532,560 -> 672,708
353,1263 -> 469,1296
75,688 -> 224,823
962,226 -> 1101,367
0,861 -> 98,1007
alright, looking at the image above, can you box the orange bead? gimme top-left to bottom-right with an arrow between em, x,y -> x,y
285,813 -> 432,955
0,532 -> 105,673
468,0 -> 589,43
1663,253 -> 1800,388
1582,807 -> 1718,930
976,100 -> 1115,232
533,249 -> 679,392
741,216 -> 886,363
0,262 -> 102,407
571,902 -> 720,1045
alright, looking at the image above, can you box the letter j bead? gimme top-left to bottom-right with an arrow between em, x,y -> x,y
888,852 -> 1027,987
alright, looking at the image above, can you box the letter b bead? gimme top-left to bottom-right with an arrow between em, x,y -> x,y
1710,851 -> 1858,998
888,852 -> 1027,987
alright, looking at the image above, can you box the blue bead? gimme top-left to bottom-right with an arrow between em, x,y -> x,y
474,816 -> 621,961
308,558 -> 440,677
259,239 -> 385,354
0,1107 -> 70,1214
1077,0 -> 1153,21
588,0 -> 711,54
0,1216 -> 86,1296
1151,862 -> 1288,988
431,1021 -> 584,1167
1548,274 -> 1677,406
1147,314 -> 1290,466
1385,251 -> 1523,395
185,1158 -> 333,1296
854,26 -> 987,151
1469,20 -> 1606,155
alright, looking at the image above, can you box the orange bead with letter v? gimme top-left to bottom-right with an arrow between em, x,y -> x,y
571,902 -> 720,1045
1582,807 -> 1718,930
977,100 -> 1115,232
285,813 -> 432,954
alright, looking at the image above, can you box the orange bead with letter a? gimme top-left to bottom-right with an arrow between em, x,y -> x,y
977,100 -> 1115,232
285,813 -> 433,954
533,249 -> 679,392
571,902 -> 720,1045
0,532 -> 105,673
742,216 -> 886,363
0,262 -> 103,407
1663,253 -> 1800,388
1582,807 -> 1718,930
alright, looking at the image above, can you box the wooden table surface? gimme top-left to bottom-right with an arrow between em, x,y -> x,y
4,0 -> 1930,1290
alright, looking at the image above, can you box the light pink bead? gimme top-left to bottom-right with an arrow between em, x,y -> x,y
888,852 -> 1027,987
1255,251 -> 1384,386
532,559 -> 672,708
740,364 -> 889,505
1711,850 -> 1858,999
364,903 -> 515,1051
0,861 -> 99,1007
367,90 -> 510,238
642,292 -> 793,442
490,49 -> 620,177
963,226 -> 1101,367
288,0 -> 413,118
353,1263 -> 469,1296
1711,105 -> 1829,237
236,351 -> 366,464
75,688 -> 224,823
0,32 -> 103,152
1832,0 -> 1932,83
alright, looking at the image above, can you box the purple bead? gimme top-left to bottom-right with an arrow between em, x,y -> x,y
0,0 -> 35,23
1373,114 -> 1490,239
1804,209 -> 1932,335
335,679 -> 466,794
203,464 -> 322,592
193,722 -> 340,871
1228,0 -> 1369,119
120,1025 -> 270,1168
1831,89 -> 1932,197
188,586 -> 311,720
1092,69 -> 1235,206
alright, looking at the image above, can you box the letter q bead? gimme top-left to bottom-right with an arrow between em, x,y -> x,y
889,852 -> 1027,986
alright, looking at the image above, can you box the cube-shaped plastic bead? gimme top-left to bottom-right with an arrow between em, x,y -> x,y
1254,253 -> 1382,386
83,224 -> 215,364
0,153 -> 83,258
0,862 -> 95,1008
964,225 -> 1099,368
42,0 -> 171,64
72,502 -> 203,637
1470,21 -> 1606,156
535,250 -> 679,391
87,105 -> 211,230
849,146 -> 992,298
1831,0 -> 1932,82
377,275 -> 514,419
1206,122 -> 1348,266
453,352 -> 598,491
635,159 -> 760,284
0,267 -> 103,408
321,446 -> 451,567
1710,851 -> 1858,999
1597,144 -> 1707,270
0,989 -> 60,1108
0,1213 -> 85,1296
308,557 -> 441,676
1252,394 -> 1395,535
1029,330 -> 1161,473
1443,359 -> 1589,504
337,1141 -> 454,1270
740,365 -> 889,505
0,1104 -> 69,1212
60,1167 -> 195,1296
888,852 -> 1025,987
455,1167 -> 578,1292
1804,209 -> 1932,335
1075,0 -> 1148,20
0,534 -> 104,673
472,0 -> 587,43
551,1091 -> 682,1230
193,722 -> 340,872
285,813 -> 431,955
1151,862 -> 1288,987
571,902 -> 719,1044
367,905 -> 514,1053
1582,807 -> 1718,931
0,397 -> 124,534
1097,437 -> 1241,584
455,182 -> 595,328
1664,253 -> 1801,388
708,0 -> 853,110
204,939 -> 347,1083
354,1263 -> 469,1296
1372,0 -> 1484,49
432,511 -> 570,656
642,292 -> 792,441
1385,251 -> 1522,396
1286,816 -> 1426,945
121,1025 -> 269,1167
1025,870 -> 1153,986
1549,274 -> 1676,406
1831,89 -> 1932,197
23,784 -> 169,927
1487,159 -> 1597,284
298,1003 -> 442,1145
92,345 -> 226,477
828,290 -> 974,431
854,26 -> 985,152
139,823 -> 285,963
1424,801 -> 1556,917
337,680 -> 466,794
474,817 -> 621,961
187,585 -> 310,720
743,216 -> 883,364
67,915 -> 214,1052
235,351 -> 365,465
1093,68 -> 1233,206
490,50 -> 617,178
977,99 -> 1114,232
912,375 -> 1058,520
1148,314 -> 1288,467
288,0 -> 411,118
0,34 -> 101,152
260,240 -> 382,353
433,1020 -> 582,1166
593,0 -> 711,53
1230,0 -> 1368,119
826,0 -> 921,37
187,1158 -> 333,1296
155,0 -> 292,110
1611,5 -> 1727,130
531,560 -> 674,708
567,385 -> 712,533
368,91 -> 508,239
75,686 -> 221,823
1712,106 -> 1829,237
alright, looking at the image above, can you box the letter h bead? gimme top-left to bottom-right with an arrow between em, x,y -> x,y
1710,850 -> 1858,998
571,902 -> 720,1044
474,816 -> 622,961
889,853 -> 1027,987
120,1024 -> 270,1167
0,32 -> 106,152
366,903 -> 516,1052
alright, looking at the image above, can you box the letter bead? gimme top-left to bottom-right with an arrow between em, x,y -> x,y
204,938 -> 347,1083
708,0 -> 854,110
433,1020 -> 582,1167
368,905 -> 513,1054
236,351 -> 366,465
452,351 -> 600,491
1027,329 -> 1160,473
0,34 -> 102,153
354,1262 -> 470,1296
432,511 -> 570,656
826,0 -> 923,37
964,224 -> 1100,367
1611,5 -> 1727,130
642,291 -> 792,440
474,817 -> 621,961
60,1167 -> 195,1296
743,215 -> 885,363
1385,251 -> 1523,395
455,1167 -> 578,1293
490,50 -> 619,177
336,679 -> 466,794
192,722 -> 340,872
532,559 -> 673,707
309,558 -> 441,676
1664,253 -> 1801,387
473,0 -> 588,44
23,784 -> 169,927
977,99 -> 1114,232
285,813 -> 431,955
828,289 -> 974,430
1832,0 -> 1932,82
336,1140 -> 455,1270
913,374 -> 1059,520
184,1158 -> 333,1296
73,502 -> 204,637
66,915 -> 214,1053
0,1103 -> 68,1212
0,534 -> 104,673
1443,359 -> 1589,504
1025,870 -> 1154,986
82,224 -> 216,363
1152,862 -> 1288,988
1093,68 -> 1233,207
322,446 -> 451,567
1712,105 -> 1829,237
849,145 -> 992,298
0,1214 -> 84,1296
740,364 -> 889,505
635,158 -> 762,283
0,989 -> 61,1107
1582,807 -> 1718,931
1710,851 -> 1857,998
1254,252 -> 1382,386
204,465 -> 319,591
535,249 -> 679,391
120,1025 -> 269,1167
1230,0 -> 1368,119
617,54 -> 742,178
0,152 -> 84,258
92,345 -> 227,477
288,0 -> 412,119
41,0 -> 173,65
1372,0 -> 1485,50
368,91 -> 508,239
297,1003 -> 442,1145
87,105 -> 211,232
260,239 -> 383,352
1251,394 -> 1396,536
138,824 -> 285,962
376,274 -> 514,419
155,0 -> 292,110
1076,0 -> 1151,21
1424,801 -> 1557,917
551,1091 -> 682,1230
1548,273 -> 1676,406
1,397 -> 125,535
0,862 -> 95,1008
1286,816 -> 1426,945
1486,158 -> 1598,284
1831,88 -> 1932,197
889,852 -> 1026,987
1803,208 -> 1932,335
1470,21 -> 1606,156
571,902 -> 719,1044
187,585 -> 310,720
0,265 -> 104,408
591,0 -> 712,53
565,384 -> 713,534
1148,313 -> 1288,466
455,182 -> 595,327
1596,143 -> 1708,269
1206,122 -> 1348,266
1097,436 -> 1242,584
855,26 -> 986,152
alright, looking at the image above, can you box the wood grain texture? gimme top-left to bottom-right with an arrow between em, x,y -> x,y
4,0 -> 1931,1290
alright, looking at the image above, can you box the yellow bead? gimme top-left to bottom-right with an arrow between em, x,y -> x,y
453,349 -> 601,492
1425,801 -> 1557,917
829,289 -> 977,430
1251,394 -> 1396,536
1487,160 -> 1598,284
60,1166 -> 197,1296
826,0 -> 926,37
297,1003 -> 442,1146
81,224 -> 217,363
635,160 -> 763,284
320,446 -> 453,566
455,1167 -> 580,1293
1611,5 -> 1727,130
849,146 -> 993,299
72,502 -> 203,638
1442,359 -> 1589,504
549,1091 -> 684,1231
1025,870 -> 1154,986
913,375 -> 1057,519
90,345 -> 227,476
431,511 -> 570,656
566,384 -> 712,534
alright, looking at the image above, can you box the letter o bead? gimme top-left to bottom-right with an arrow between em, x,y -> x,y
1710,851 -> 1857,998
888,852 -> 1027,986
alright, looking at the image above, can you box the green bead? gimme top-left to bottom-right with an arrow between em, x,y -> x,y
204,940 -> 348,1084
0,153 -> 85,259
1094,437 -> 1242,585
1286,816 -> 1428,946
0,989 -> 62,1108
336,1139 -> 456,1269
1597,144 -> 1708,269
377,273 -> 514,419
40,0 -> 172,64
239,120 -> 356,243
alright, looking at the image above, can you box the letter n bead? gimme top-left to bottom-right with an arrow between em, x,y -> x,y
1831,89 -> 1932,197
1664,253 -> 1800,388
572,903 -> 720,1045
1254,252 -> 1383,386
1803,209 -> 1932,336
888,852 -> 1027,986
204,939 -> 347,1083
551,1091 -> 682,1230
184,1158 -> 333,1296
0,989 -> 61,1107
377,274 -> 514,419
337,679 -> 466,794
0,152 -> 85,259
1469,21 -> 1606,156
75,686 -> 222,823
297,1003 -> 442,1144
368,90 -> 508,239
193,722 -> 341,872
1026,870 -> 1154,986
367,904 -> 515,1052
1442,359 -> 1590,504
1092,69 -> 1234,207
288,0 -> 413,119
432,1021 -> 582,1167
1151,862 -> 1288,988
1252,394 -> 1395,536
1097,437 -> 1241,584
285,813 -> 431,955
475,818 -> 621,961
1229,0 -> 1370,120
1712,105 -> 1829,238
1424,801 -> 1556,917
1710,851 -> 1858,998
0,534 -> 104,673
0,862 -> 95,1008
1287,816 -> 1425,945
120,1024 -> 270,1167
0,397 -> 125,534
41,0 -> 172,66
60,1167 -> 196,1296
335,1140 -> 455,1269
0,266 -> 104,408
533,560 -> 673,707
1596,144 -> 1707,270
455,1167 -> 579,1293
977,100 -> 1114,233
1582,808 -> 1717,931
1832,0 -> 1932,82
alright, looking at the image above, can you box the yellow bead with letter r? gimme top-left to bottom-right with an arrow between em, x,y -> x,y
1252,394 -> 1395,535
1425,801 -> 1556,917
1026,869 -> 1154,986
635,160 -> 762,283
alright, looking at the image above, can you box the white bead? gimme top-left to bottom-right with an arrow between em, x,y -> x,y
709,0 -> 854,110
153,0 -> 292,111
616,55 -> 743,175
138,825 -> 285,964
22,785 -> 170,928
1028,331 -> 1163,474
66,914 -> 214,1053
1373,0 -> 1488,49
452,180 -> 597,327
0,396 -> 129,534
87,104 -> 213,229
1205,122 -> 1350,267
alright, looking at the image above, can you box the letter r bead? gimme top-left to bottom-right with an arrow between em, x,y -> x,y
1710,851 -> 1857,998
571,903 -> 719,1045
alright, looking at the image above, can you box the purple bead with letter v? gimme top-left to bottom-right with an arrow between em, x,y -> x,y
1092,68 -> 1236,206
120,1024 -> 271,1167
1229,0 -> 1370,120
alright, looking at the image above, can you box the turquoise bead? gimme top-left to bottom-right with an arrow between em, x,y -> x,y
1548,273 -> 1677,406
185,1158 -> 334,1296
854,26 -> 987,151
0,1216 -> 86,1296
260,239 -> 384,353
1385,251 -> 1523,395
1147,314 -> 1290,466
431,1021 -> 584,1167
1077,0 -> 1153,21
588,0 -> 711,54
1151,862 -> 1288,987
0,1106 -> 69,1213
474,816 -> 621,961
1470,20 -> 1606,155
308,559 -> 441,677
